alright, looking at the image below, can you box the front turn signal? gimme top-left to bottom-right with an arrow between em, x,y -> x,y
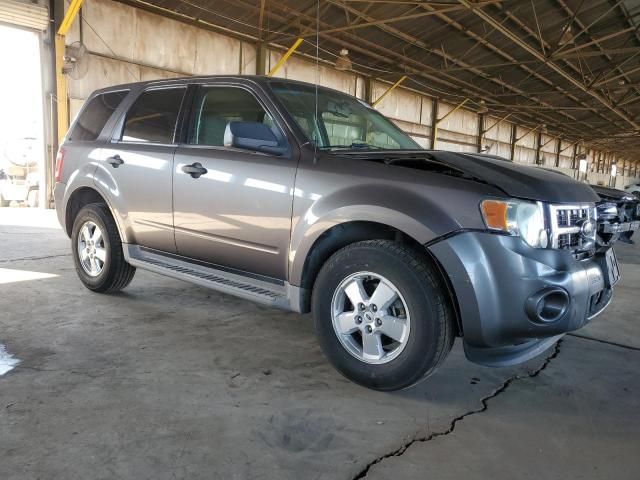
481,199 -> 509,231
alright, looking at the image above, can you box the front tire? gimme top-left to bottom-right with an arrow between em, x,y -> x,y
71,203 -> 136,293
312,240 -> 455,391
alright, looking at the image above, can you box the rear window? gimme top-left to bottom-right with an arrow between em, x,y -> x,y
69,90 -> 128,141
121,88 -> 185,144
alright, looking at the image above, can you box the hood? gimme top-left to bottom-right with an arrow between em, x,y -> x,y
590,184 -> 637,203
340,150 -> 600,203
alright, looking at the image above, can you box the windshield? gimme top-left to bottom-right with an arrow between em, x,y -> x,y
269,81 -> 421,151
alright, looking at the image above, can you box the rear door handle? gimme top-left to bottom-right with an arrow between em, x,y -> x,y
181,162 -> 208,179
106,155 -> 124,168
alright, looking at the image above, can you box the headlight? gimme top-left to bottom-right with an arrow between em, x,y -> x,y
481,199 -> 548,248
596,202 -> 618,220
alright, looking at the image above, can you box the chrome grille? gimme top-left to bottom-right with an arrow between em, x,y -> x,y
549,204 -> 596,252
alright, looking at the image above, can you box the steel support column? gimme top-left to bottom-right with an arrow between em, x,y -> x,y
55,0 -> 84,143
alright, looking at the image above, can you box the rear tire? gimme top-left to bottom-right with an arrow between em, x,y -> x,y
0,194 -> 9,207
71,203 -> 136,293
312,240 -> 455,391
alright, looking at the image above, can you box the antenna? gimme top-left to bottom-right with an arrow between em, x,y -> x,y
314,0 -> 320,163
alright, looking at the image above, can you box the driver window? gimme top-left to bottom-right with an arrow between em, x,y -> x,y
190,87 -> 276,146
321,103 -> 402,149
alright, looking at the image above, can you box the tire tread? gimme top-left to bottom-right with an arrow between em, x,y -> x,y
313,239 -> 455,390
72,203 -> 135,293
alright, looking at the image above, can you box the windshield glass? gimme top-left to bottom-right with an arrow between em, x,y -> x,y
269,81 -> 421,151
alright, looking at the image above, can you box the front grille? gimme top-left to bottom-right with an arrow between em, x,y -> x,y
549,204 -> 596,253
557,233 -> 578,249
556,208 -> 587,227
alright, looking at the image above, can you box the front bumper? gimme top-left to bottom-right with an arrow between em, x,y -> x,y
428,231 -> 614,367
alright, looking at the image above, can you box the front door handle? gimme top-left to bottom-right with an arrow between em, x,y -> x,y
181,162 -> 208,179
106,155 -> 124,168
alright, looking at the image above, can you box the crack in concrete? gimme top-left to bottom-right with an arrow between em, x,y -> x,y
568,333 -> 640,352
0,253 -> 70,264
352,340 -> 563,480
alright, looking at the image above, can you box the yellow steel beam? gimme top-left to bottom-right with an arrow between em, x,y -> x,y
560,139 -> 580,154
482,112 -> 512,135
541,136 -> 556,148
268,37 -> 303,77
372,75 -> 407,107
55,0 -> 85,143
432,98 -> 469,149
55,35 -> 68,143
58,0 -> 84,35
515,123 -> 543,144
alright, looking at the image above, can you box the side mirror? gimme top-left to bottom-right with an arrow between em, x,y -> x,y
224,121 -> 288,156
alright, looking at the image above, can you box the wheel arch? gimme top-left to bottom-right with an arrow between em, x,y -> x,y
293,219 -> 462,334
64,186 -> 125,242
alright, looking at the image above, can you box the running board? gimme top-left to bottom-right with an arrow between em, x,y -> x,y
123,245 -> 296,310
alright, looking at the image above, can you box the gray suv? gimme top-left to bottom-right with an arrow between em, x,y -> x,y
54,76 -> 619,391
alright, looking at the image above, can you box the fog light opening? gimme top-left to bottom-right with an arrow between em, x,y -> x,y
526,288 -> 570,324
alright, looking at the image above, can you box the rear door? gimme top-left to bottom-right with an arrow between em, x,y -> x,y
99,86 -> 186,253
172,82 -> 298,280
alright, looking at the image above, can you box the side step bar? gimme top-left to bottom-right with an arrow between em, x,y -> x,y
123,245 -> 299,311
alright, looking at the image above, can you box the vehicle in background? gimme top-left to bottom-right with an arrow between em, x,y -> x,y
625,182 -> 640,197
0,137 -> 40,208
508,164 -> 639,246
590,184 -> 640,245
54,76 -> 621,391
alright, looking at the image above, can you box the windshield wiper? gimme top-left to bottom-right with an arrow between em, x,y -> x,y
320,142 -> 385,151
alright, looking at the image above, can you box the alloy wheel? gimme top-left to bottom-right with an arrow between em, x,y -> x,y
77,221 -> 106,277
331,271 -> 411,364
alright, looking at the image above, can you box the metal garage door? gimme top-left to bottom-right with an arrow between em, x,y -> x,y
0,0 -> 48,31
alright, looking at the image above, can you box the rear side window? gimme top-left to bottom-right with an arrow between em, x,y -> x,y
69,90 -> 128,141
121,88 -> 185,144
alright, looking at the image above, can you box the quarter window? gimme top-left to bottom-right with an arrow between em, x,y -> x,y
121,88 -> 185,143
69,90 -> 128,142
190,87 -> 277,146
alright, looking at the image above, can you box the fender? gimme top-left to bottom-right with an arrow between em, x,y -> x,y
288,184 -> 463,286
92,161 -> 135,244
60,160 -> 130,244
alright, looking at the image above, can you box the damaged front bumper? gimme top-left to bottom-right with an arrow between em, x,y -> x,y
428,231 -> 618,367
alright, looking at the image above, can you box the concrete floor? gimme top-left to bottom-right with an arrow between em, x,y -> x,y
1,207 -> 638,480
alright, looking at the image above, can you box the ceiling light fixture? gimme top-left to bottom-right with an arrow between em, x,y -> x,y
558,24 -> 575,46
335,49 -> 353,71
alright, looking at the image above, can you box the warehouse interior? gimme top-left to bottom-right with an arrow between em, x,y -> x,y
1,0 -> 639,478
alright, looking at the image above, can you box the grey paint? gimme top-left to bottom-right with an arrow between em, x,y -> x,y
428,232 -> 608,350
55,75 -> 612,357
97,143 -> 177,252
287,147 -> 503,285
173,145 -> 297,279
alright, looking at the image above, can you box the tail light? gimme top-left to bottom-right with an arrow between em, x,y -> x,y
55,147 -> 65,183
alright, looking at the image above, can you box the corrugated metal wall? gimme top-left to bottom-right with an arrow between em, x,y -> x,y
63,0 -> 639,187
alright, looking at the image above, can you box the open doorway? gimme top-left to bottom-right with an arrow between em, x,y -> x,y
0,24 -> 45,208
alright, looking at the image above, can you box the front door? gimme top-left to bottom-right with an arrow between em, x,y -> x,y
99,86 -> 186,253
173,84 -> 298,280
